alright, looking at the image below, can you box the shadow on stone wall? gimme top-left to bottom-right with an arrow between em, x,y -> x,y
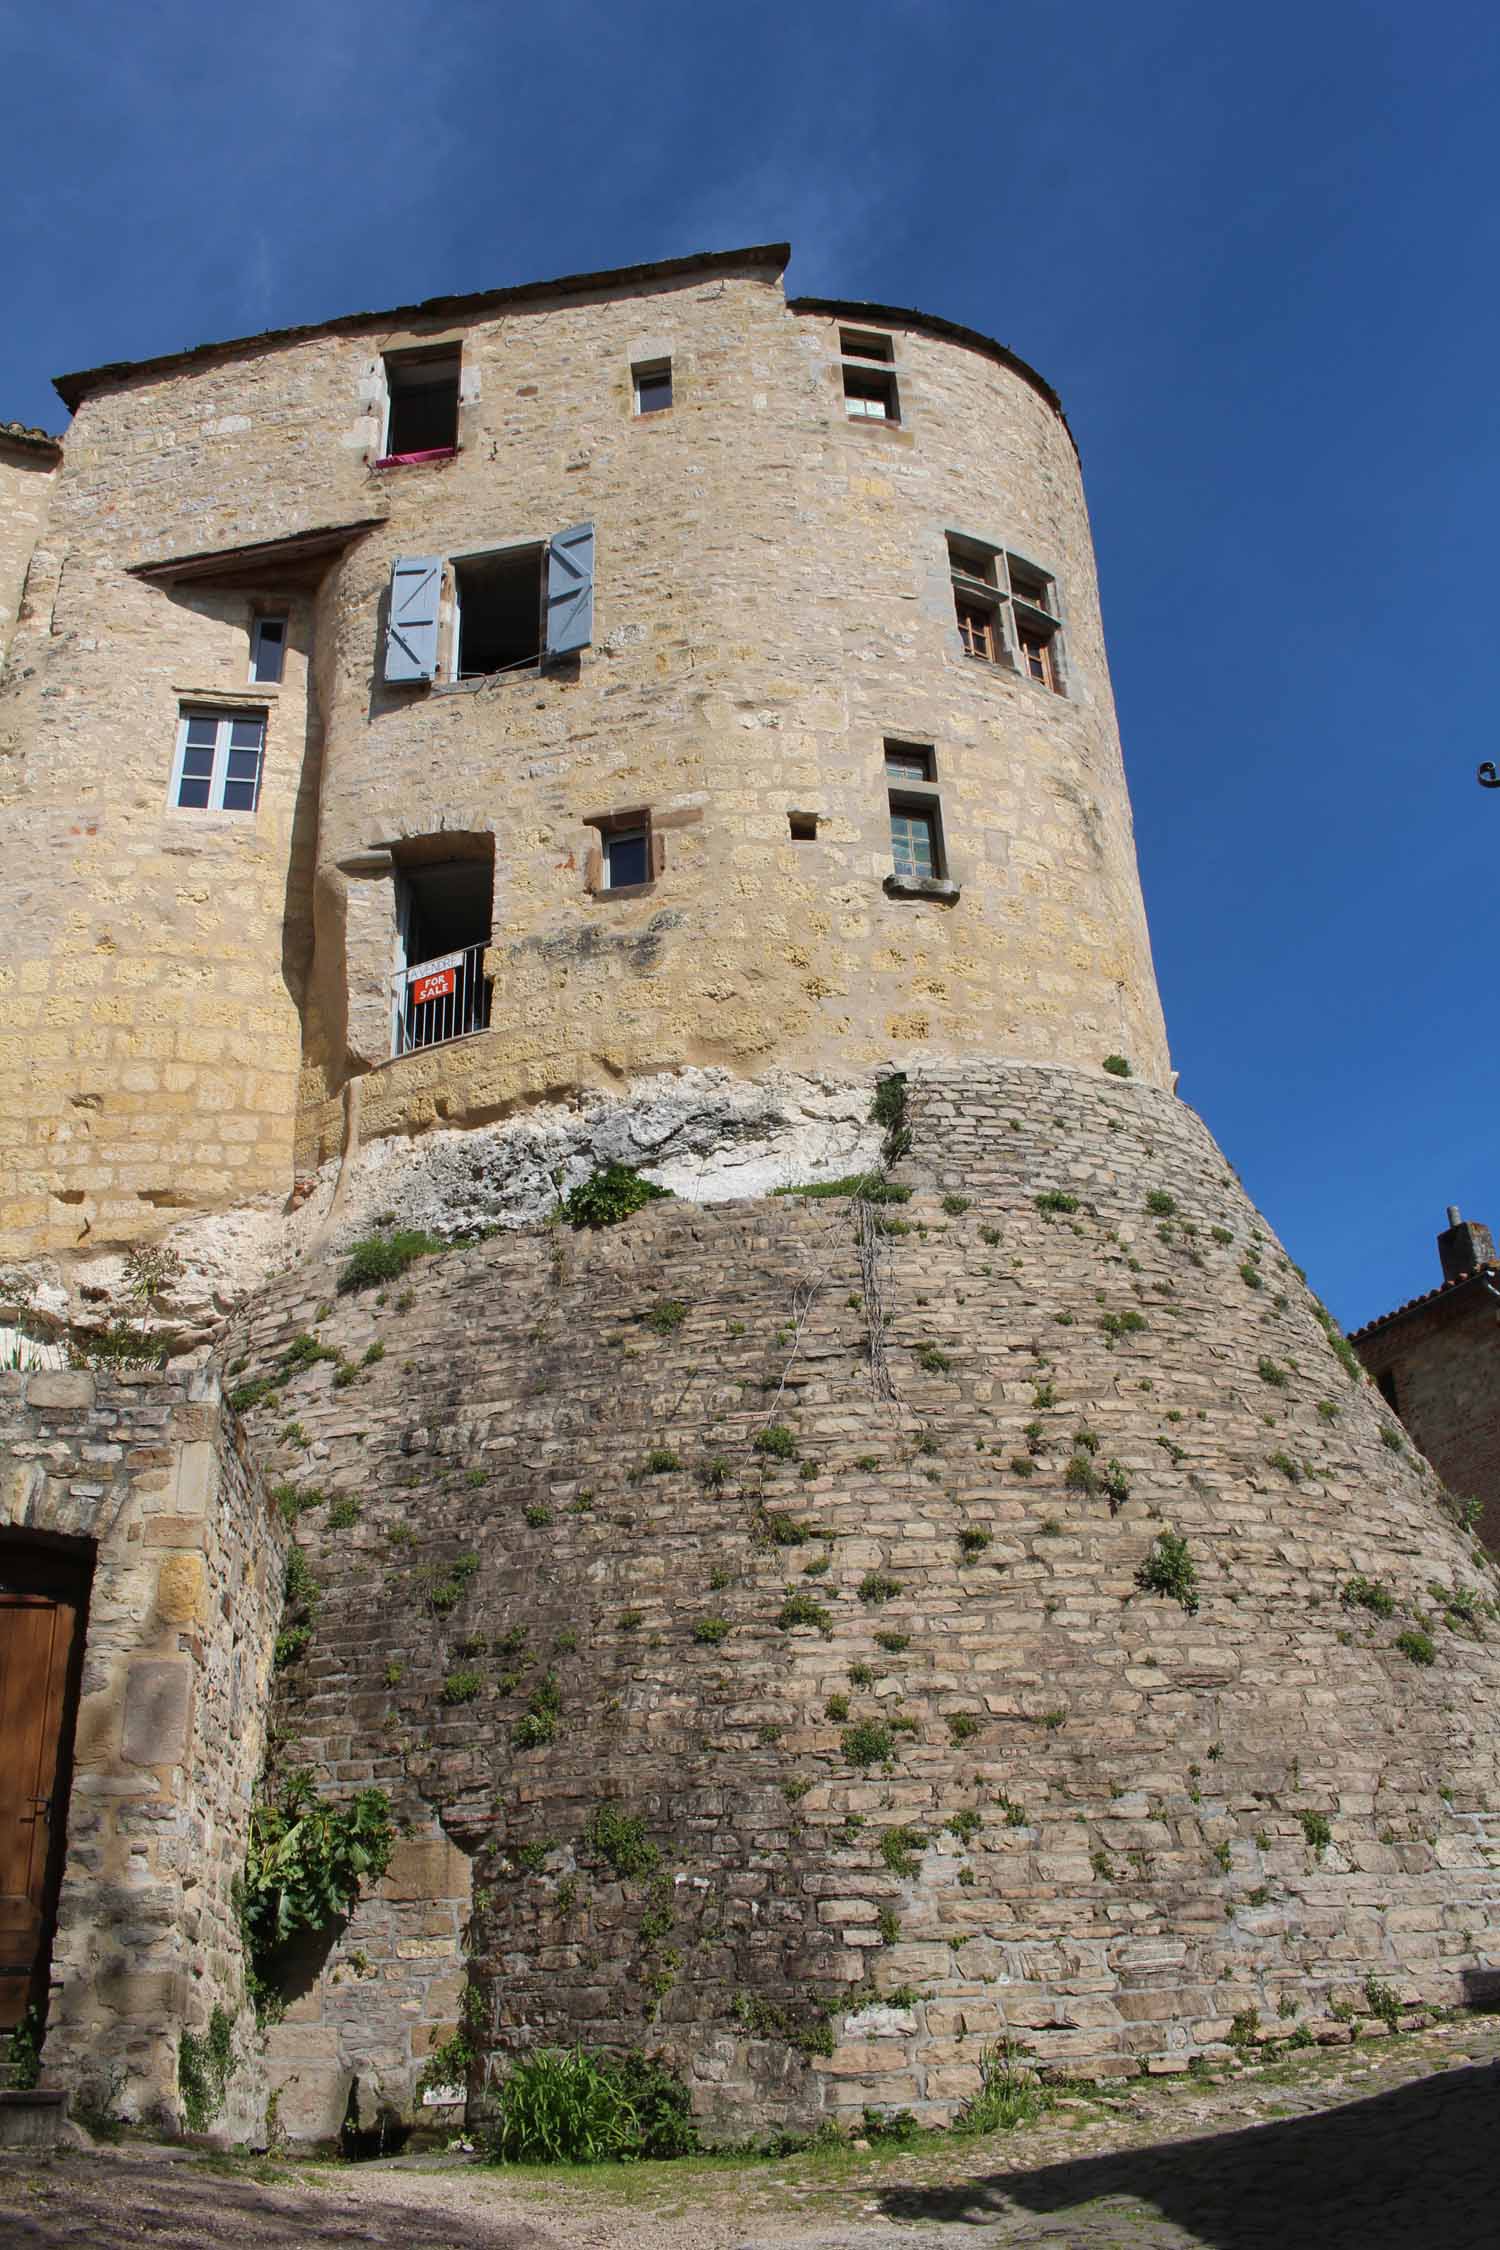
876,2059 -> 1500,2248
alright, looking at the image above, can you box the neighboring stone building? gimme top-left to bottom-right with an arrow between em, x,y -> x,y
2,248 -> 1498,2148
1351,1208 -> 1500,1553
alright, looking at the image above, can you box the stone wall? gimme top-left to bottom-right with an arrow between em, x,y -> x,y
1354,1293 -> 1500,1555
0,426 -> 58,666
2,246 -> 1169,1275
0,1366 -> 285,2138
221,1060 -> 1500,2141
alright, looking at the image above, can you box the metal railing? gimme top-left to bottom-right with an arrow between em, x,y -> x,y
392,943 -> 493,1056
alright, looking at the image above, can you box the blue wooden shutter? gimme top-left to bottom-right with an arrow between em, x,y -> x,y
384,556 -> 442,683
544,523 -> 595,658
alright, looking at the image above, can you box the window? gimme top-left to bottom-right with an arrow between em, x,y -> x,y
249,614 -> 287,685
1375,1367 -> 1400,1414
383,526 -> 595,685
454,548 -> 543,676
171,707 -> 265,813
883,740 -> 953,897
947,536 -> 1064,692
381,346 -> 460,463
392,840 -> 494,1057
586,807 -> 662,895
788,811 -> 819,841
633,358 -> 673,414
841,329 -> 900,423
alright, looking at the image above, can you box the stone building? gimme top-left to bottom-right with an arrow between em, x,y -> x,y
2,248 -> 1498,2147
1351,1208 -> 1500,1552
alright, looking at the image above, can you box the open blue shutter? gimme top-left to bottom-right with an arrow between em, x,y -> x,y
385,556 -> 442,683
544,523 -> 595,658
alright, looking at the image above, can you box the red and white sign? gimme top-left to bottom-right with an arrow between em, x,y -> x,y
409,954 -> 460,1006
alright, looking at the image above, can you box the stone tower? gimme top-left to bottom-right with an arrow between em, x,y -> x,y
2,250 -> 1497,2146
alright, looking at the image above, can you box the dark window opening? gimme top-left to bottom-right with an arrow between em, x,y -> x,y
947,536 -> 998,587
454,548 -> 543,676
633,359 -> 673,414
885,742 -> 933,783
844,365 -> 900,422
384,349 -> 460,458
250,614 -> 287,685
1375,1367 -> 1400,1414
840,328 -> 895,364
393,842 -> 494,1055
606,829 -> 650,887
788,812 -> 819,841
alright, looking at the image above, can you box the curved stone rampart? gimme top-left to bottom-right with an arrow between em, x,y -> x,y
222,1061 -> 1500,2139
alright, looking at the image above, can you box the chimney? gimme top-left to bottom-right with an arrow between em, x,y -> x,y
1437,1206 -> 1495,1283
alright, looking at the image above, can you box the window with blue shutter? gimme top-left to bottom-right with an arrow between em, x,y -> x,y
545,523 -> 595,659
384,557 -> 442,683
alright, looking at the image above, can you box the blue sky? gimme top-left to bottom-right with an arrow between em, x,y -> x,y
4,0 -> 1497,1327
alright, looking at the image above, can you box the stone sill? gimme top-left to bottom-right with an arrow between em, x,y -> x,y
588,880 -> 658,903
884,874 -> 960,904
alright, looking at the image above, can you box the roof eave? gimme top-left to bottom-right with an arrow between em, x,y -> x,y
54,243 -> 793,412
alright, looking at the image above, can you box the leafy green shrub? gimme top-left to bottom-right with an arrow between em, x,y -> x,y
880,1825 -> 926,1878
514,1670 -> 561,1749
643,1300 -> 688,1334
279,1331 -> 341,1377
1102,1055 -> 1132,1078
1239,1261 -> 1264,1291
3,2006 -> 43,2092
1135,1531 -> 1200,1614
842,1718 -> 895,1770
440,1670 -> 482,1705
1342,1574 -> 1395,1618
240,1775 -> 394,2014
858,1570 -> 900,1604
754,1425 -> 798,1459
957,1527 -> 991,1561
1266,1450 -> 1302,1482
327,1495 -> 360,1530
1145,1190 -> 1177,1217
1379,1424 -> 1405,1454
1396,1627 -> 1436,1666
1100,1459 -> 1130,1512
916,1343 -> 953,1373
942,1194 -> 971,1216
946,1712 -> 980,1744
560,1166 -> 670,1230
773,1173 -> 911,1203
946,1808 -> 981,1844
586,1805 -> 660,1880
777,1590 -> 832,1634
339,1230 -> 443,1294
1100,1309 -> 1149,1343
1257,1357 -> 1288,1388
483,2046 -> 697,2163
757,1508 -> 812,1544
178,2004 -> 235,2132
1065,1453 -> 1098,1496
272,1623 -> 312,1670
1363,1976 -> 1402,2030
825,1692 -> 850,1721
1035,1191 -> 1079,1215
953,2042 -> 1049,2134
1310,1301 -> 1363,1381
692,1617 -> 731,1645
874,1630 -> 910,1652
425,1552 -> 480,1613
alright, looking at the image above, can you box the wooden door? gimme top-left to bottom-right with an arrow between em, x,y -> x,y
0,1567 -> 81,2030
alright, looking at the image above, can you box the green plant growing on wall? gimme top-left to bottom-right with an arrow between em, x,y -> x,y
1299,1809 -> 1332,1857
1342,1575 -> 1395,1618
178,2004 -> 236,2133
339,1230 -> 443,1294
274,1546 -> 320,1669
692,1617 -> 731,1645
732,1991 -> 835,2058
777,1590 -> 833,1634
1135,1532 -> 1200,1614
916,1343 -> 953,1372
481,2044 -> 698,2162
1035,1191 -> 1079,1215
560,1165 -> 671,1230
957,1528 -> 991,1561
2,2005 -> 43,2091
425,1553 -> 480,1613
239,1776 -> 394,2019
754,1425 -> 798,1460
842,1719 -> 895,1770
1102,1055 -> 1132,1078
327,1495 -> 360,1530
586,1804 -> 661,1880
514,1671 -> 561,1748
870,1071 -> 912,1164
643,1300 -> 688,1334
947,1712 -> 980,1744
440,1670 -> 483,1705
880,1825 -> 926,1878
1395,1628 -> 1436,1666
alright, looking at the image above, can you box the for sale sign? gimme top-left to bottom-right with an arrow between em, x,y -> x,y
411,967 -> 456,1005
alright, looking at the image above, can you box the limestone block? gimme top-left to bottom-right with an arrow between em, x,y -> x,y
121,1659 -> 194,1766
155,1552 -> 205,1624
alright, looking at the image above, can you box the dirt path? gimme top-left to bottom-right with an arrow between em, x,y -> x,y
2,2019 -> 1497,2249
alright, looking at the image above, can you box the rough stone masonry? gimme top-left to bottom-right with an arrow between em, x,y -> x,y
1,247 -> 1496,2145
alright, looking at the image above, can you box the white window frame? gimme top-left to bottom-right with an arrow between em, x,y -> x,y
169,706 -> 267,815
249,613 -> 288,685
632,358 -> 673,415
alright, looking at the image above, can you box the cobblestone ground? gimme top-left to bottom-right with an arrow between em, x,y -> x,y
2,2020 -> 1497,2250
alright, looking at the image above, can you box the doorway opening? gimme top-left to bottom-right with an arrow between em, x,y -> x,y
0,1535 -> 91,2033
391,837 -> 495,1056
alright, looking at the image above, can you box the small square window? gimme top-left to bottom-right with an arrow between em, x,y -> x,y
172,708 -> 265,814
382,347 -> 461,461
840,328 -> 894,365
606,828 -> 650,888
249,614 -> 287,685
844,366 -> 900,422
633,359 -> 673,415
788,812 -> 819,840
884,743 -> 933,783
